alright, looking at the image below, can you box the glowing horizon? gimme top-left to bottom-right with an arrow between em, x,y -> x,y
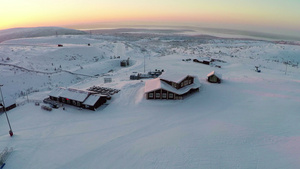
1,0 -> 300,36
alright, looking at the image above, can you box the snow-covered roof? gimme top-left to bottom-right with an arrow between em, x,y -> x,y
59,88 -> 94,102
144,78 -> 162,93
159,72 -> 195,84
83,94 -> 104,106
49,87 -> 66,98
207,71 -> 222,78
0,97 -> 16,107
145,77 -> 201,95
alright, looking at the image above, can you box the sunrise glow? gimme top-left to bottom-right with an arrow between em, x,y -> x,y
1,0 -> 300,35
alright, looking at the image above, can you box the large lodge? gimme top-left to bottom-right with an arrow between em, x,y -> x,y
144,72 -> 201,100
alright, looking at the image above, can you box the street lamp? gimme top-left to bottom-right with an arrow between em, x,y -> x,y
0,84 -> 13,137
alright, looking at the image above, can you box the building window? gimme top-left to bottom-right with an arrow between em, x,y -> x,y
73,100 -> 77,106
155,92 -> 161,99
77,102 -> 81,107
148,93 -> 154,98
62,98 -> 65,103
162,93 -> 167,99
169,93 -> 174,99
181,83 -> 184,87
172,83 -> 177,88
184,80 -> 189,86
188,80 -> 192,84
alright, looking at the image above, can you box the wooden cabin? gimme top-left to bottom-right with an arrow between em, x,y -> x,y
144,72 -> 201,100
207,71 -> 222,83
0,97 -> 16,112
48,87 -> 107,110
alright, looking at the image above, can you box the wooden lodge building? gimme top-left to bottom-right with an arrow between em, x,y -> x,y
144,72 -> 201,100
49,87 -> 107,110
207,71 -> 222,83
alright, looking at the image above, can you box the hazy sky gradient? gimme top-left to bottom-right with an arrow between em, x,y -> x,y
1,0 -> 299,35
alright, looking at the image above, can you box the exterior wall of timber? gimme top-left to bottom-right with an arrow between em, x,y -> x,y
146,87 -> 199,100
178,76 -> 194,89
49,95 -> 107,110
146,89 -> 176,100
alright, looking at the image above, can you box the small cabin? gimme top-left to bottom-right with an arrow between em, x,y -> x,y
0,97 -> 16,112
207,71 -> 222,83
120,58 -> 130,67
120,60 -> 128,67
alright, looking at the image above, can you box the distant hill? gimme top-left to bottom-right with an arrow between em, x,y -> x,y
0,27 -> 86,43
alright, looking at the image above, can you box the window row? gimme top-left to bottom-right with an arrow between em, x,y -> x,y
148,92 -> 174,99
61,98 -> 81,106
180,79 -> 192,87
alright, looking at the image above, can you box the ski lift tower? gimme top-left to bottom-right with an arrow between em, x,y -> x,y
0,85 -> 13,137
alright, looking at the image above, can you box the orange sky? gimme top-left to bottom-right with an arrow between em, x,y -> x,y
1,0 -> 300,35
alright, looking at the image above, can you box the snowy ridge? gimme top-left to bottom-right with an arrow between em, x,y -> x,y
0,27 -> 86,43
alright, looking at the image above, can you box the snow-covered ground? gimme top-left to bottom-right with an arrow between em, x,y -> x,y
1,28 -> 300,169
0,27 -> 86,43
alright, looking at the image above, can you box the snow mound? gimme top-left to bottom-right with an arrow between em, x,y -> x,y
0,27 -> 86,43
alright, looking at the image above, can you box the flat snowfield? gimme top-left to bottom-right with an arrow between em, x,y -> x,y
1,31 -> 300,169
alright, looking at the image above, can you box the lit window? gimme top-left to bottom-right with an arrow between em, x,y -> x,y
162,93 -> 167,98
169,93 -> 174,98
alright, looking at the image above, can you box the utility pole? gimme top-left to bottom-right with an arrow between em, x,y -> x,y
27,91 -> 29,103
285,62 -> 288,75
0,85 -> 13,137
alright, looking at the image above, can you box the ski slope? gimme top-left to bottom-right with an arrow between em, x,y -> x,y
1,28 -> 300,169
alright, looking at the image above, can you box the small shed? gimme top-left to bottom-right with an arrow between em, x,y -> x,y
120,60 -> 127,67
207,71 -> 222,83
120,58 -> 130,67
0,97 -> 16,112
104,77 -> 112,83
